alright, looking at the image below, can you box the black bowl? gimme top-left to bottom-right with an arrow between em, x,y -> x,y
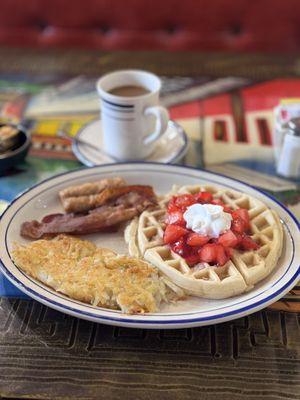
0,124 -> 31,173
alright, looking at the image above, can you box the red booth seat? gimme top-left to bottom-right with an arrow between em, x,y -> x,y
0,0 -> 299,52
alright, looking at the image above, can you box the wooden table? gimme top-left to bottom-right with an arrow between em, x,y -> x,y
0,49 -> 299,400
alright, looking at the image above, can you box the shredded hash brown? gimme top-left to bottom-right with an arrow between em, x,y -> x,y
12,235 -> 177,314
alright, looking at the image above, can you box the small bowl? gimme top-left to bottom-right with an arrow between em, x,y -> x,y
0,124 -> 31,173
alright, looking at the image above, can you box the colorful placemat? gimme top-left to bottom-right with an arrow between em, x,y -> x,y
0,73 -> 299,311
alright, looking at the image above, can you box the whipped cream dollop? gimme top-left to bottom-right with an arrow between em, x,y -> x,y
183,204 -> 232,238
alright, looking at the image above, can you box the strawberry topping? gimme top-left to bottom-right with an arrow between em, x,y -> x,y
163,191 -> 259,266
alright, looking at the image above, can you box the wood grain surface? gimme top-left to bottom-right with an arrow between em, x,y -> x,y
0,49 -> 299,399
0,298 -> 299,400
0,47 -> 299,79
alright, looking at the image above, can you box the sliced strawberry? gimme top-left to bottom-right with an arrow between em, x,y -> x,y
232,209 -> 250,229
198,243 -> 218,263
184,251 -> 200,266
186,233 -> 210,247
223,206 -> 233,214
239,235 -> 259,250
167,197 -> 178,212
170,237 -> 187,256
224,246 -> 233,258
232,217 -> 248,234
173,195 -> 196,212
218,230 -> 239,248
194,191 -> 213,204
164,225 -> 188,244
211,199 -> 226,207
215,245 -> 229,266
165,210 -> 185,226
198,243 -> 230,266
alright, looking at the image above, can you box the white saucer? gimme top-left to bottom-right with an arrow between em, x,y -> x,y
72,119 -> 188,166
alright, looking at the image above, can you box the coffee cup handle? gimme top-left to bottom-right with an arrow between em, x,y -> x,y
143,106 -> 169,145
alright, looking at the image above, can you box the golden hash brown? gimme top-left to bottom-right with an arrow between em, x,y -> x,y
12,234 -> 172,314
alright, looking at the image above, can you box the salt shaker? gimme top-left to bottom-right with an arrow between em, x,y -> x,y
276,118 -> 300,179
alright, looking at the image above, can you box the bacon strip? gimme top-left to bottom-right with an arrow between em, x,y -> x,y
20,207 -> 137,239
20,191 -> 156,239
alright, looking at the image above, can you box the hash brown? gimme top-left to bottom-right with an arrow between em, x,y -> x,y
12,234 -> 181,314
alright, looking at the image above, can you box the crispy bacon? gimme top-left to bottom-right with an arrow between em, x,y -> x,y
20,206 -> 136,239
20,191 -> 156,239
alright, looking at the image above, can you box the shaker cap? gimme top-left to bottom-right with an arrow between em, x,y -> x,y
287,118 -> 300,136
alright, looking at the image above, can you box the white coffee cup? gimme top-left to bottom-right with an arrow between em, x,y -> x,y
96,70 -> 169,160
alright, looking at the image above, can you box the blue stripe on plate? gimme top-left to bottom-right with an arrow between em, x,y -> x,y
0,163 -> 299,325
3,189 -> 296,316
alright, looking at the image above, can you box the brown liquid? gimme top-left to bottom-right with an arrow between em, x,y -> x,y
108,85 -> 150,97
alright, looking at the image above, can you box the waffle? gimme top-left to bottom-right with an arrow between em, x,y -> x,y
124,189 -> 176,258
125,184 -> 283,299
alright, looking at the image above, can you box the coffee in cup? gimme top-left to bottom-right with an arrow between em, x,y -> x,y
97,70 -> 169,160
108,85 -> 150,97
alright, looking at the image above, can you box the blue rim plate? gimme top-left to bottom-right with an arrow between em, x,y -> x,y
72,119 -> 189,166
0,162 -> 299,329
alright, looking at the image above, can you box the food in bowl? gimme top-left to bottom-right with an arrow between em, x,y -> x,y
0,124 -> 31,172
0,125 -> 20,153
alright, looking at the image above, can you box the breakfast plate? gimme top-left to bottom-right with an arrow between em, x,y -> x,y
72,120 -> 188,166
0,163 -> 299,329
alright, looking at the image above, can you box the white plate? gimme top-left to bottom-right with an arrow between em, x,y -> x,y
0,163 -> 299,329
72,120 -> 188,166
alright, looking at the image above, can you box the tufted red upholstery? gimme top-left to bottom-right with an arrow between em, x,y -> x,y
0,0 -> 300,52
